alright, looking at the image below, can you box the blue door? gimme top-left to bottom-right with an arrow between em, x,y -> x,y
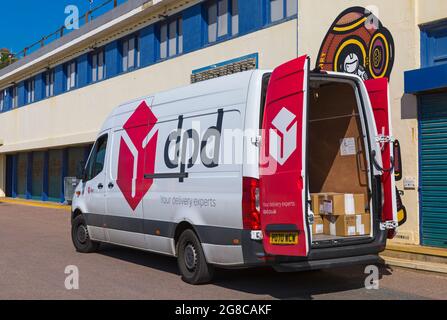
419,93 -> 447,248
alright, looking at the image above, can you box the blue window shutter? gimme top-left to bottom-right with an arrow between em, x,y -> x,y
18,81 -> 26,107
183,4 -> 204,53
77,54 -> 89,87
26,152 -> 32,200
42,151 -> 49,201
140,25 -> 156,67
11,155 -> 18,198
105,41 -> 120,77
239,0 -> 264,34
54,65 -> 65,95
35,72 -> 45,101
61,149 -> 68,203
5,155 -> 13,197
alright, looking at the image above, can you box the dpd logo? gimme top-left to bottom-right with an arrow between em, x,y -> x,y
117,101 -> 158,210
269,107 -> 297,165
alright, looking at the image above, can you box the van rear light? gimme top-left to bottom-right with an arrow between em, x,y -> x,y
242,177 -> 261,230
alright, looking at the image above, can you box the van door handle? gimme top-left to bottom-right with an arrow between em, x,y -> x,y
108,183 -> 114,189
97,183 -> 104,190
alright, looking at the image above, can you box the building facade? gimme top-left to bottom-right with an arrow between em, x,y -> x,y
0,0 -> 446,249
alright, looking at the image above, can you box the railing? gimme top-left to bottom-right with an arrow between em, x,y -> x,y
9,0 -> 125,65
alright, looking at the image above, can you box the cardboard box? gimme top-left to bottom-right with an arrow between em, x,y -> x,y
312,215 -> 324,235
323,215 -> 357,237
319,193 -> 365,215
310,194 -> 320,215
355,213 -> 371,236
323,213 -> 371,237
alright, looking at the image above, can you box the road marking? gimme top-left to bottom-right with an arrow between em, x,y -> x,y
0,198 -> 71,211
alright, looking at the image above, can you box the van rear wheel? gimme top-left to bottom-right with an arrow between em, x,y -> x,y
71,214 -> 100,253
177,229 -> 214,285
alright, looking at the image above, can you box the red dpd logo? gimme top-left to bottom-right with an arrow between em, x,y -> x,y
117,101 -> 158,210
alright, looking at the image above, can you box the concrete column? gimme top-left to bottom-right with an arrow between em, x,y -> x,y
0,154 -> 6,197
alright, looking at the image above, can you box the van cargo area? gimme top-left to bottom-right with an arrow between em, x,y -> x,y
308,78 -> 373,246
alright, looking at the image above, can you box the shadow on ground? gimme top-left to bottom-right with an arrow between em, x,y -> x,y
98,243 -> 393,300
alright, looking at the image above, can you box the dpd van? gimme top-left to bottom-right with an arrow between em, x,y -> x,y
71,55 -> 406,284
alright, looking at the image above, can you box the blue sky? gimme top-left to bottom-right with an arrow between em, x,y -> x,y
1,0 -> 126,54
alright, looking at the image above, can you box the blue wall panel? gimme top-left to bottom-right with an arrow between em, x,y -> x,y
5,87 -> 12,111
140,25 -> 156,67
77,53 -> 89,88
183,4 -> 204,53
18,81 -> 26,107
239,0 -> 265,35
54,65 -> 65,95
105,41 -> 121,78
35,72 -> 45,101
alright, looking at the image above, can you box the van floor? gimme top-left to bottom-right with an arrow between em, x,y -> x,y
312,234 -> 371,242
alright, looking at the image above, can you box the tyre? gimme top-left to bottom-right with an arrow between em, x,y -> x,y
177,229 -> 214,285
71,214 -> 100,253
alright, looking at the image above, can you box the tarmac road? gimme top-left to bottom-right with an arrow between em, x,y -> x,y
0,202 -> 446,300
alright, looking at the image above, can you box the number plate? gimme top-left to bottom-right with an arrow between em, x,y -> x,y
270,232 -> 299,245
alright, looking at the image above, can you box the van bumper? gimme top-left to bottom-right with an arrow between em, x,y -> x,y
241,229 -> 387,268
272,254 -> 381,272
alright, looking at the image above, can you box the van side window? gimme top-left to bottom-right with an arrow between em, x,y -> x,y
86,134 -> 108,180
259,73 -> 272,128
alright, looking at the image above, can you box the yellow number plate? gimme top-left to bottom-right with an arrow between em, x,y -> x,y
270,232 -> 299,245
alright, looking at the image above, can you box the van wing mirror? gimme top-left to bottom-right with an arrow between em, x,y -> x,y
393,140 -> 403,182
76,160 -> 87,181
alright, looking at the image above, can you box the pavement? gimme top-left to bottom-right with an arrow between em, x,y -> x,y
1,201 -> 447,300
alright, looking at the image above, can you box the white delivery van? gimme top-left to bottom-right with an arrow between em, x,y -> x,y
71,55 -> 405,284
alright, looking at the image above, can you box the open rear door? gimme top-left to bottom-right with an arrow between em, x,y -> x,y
260,55 -> 310,257
364,78 -> 398,231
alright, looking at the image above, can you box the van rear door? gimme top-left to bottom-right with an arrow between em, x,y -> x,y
260,55 -> 310,257
364,78 -> 398,229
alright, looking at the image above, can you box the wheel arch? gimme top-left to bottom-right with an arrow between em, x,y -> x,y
71,208 -> 83,221
173,221 -> 203,255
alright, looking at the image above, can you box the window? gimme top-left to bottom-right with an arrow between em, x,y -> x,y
270,0 -> 297,23
207,0 -> 239,43
86,134 -> 108,180
26,78 -> 35,104
122,35 -> 140,72
91,48 -> 105,82
160,17 -> 183,59
45,69 -> 55,98
0,90 -> 5,112
11,86 -> 18,109
66,61 -> 77,91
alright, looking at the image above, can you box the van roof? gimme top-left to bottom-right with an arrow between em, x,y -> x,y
110,69 -> 270,117
99,69 -> 270,133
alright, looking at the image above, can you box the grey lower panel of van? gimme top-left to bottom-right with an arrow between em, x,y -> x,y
83,213 -> 243,246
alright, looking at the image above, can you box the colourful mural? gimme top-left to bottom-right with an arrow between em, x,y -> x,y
316,7 -> 395,80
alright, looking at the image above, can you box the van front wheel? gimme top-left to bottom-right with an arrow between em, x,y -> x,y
71,214 -> 100,253
177,229 -> 214,285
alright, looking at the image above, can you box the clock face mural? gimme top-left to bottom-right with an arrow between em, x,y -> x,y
316,6 -> 395,81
